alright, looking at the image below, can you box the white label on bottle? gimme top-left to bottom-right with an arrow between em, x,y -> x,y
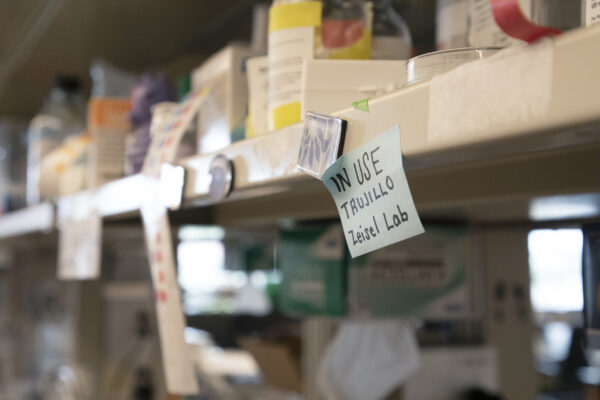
247,56 -> 269,136
468,0 -> 528,47
372,36 -> 411,60
586,0 -> 600,25
268,26 -> 314,130
436,0 -> 469,50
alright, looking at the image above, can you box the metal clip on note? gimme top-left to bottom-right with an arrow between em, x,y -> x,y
208,155 -> 234,202
490,0 -> 562,43
297,111 -> 348,179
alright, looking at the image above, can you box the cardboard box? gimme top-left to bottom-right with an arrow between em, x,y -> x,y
192,43 -> 259,154
238,337 -> 302,394
301,59 -> 406,117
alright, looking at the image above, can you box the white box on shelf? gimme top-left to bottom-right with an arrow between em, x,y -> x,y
192,43 -> 260,154
300,59 -> 406,117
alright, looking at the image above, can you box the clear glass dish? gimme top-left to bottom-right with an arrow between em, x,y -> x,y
405,47 -> 500,86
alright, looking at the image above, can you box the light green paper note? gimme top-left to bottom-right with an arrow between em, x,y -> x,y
322,125 -> 424,257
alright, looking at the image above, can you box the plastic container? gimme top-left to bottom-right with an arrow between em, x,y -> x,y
405,47 -> 500,86
90,59 -> 137,98
267,0 -> 373,131
371,0 -> 412,59
468,0 -> 582,47
321,0 -> 372,60
26,76 -> 86,205
436,0 -> 469,50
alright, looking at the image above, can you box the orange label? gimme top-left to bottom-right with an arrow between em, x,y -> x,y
88,97 -> 131,131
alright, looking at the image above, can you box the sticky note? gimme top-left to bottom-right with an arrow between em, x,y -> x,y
322,125 -> 424,257
352,98 -> 369,112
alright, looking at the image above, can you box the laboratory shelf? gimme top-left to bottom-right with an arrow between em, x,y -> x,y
94,174 -> 147,218
180,25 -> 600,223
0,175 -> 147,241
0,202 -> 54,239
1,26 -> 600,239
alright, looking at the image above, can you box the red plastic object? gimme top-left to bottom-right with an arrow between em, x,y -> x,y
322,19 -> 364,48
490,0 -> 562,43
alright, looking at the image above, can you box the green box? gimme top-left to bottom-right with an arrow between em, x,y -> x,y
348,225 -> 475,319
278,224 -> 475,319
278,224 -> 347,316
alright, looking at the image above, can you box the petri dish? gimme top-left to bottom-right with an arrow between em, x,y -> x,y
405,47 -> 500,86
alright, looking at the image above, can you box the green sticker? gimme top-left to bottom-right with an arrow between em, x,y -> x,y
322,125 -> 424,258
352,98 -> 369,113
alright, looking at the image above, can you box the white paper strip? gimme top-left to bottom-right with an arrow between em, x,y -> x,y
140,87 -> 210,395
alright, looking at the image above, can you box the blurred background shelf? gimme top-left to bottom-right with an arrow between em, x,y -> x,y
0,1 -> 597,400
0,202 -> 54,239
1,26 -> 599,235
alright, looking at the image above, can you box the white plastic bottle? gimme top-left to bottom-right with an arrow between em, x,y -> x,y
26,77 -> 86,205
371,0 -> 412,59
436,0 -> 469,50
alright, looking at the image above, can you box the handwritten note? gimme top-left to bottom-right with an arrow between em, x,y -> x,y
322,125 -> 424,257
